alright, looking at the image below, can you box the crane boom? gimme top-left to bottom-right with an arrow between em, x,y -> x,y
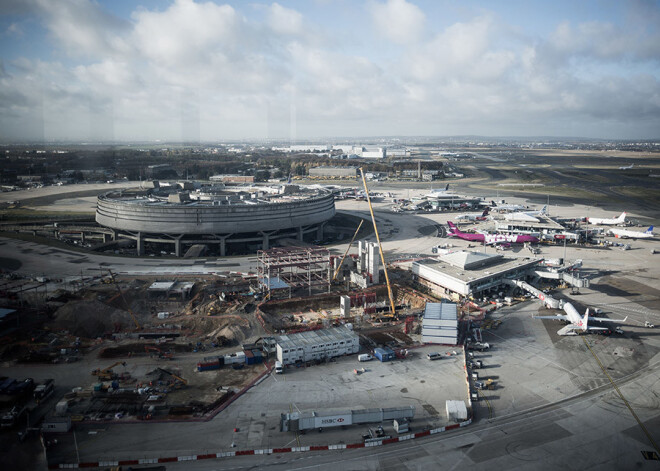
107,269 -> 141,330
332,219 -> 364,282
359,168 -> 396,315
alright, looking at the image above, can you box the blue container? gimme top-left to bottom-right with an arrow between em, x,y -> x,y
197,361 -> 220,372
374,347 -> 396,362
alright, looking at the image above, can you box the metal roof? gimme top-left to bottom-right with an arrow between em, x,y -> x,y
424,303 -> 457,321
148,281 -> 176,291
441,251 -> 502,270
276,326 -> 357,350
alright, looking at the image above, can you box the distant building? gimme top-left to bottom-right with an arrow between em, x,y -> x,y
308,166 -> 358,178
387,147 -> 409,157
209,174 -> 254,183
360,147 -> 386,159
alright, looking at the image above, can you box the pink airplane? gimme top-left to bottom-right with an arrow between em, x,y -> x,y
447,221 -> 539,245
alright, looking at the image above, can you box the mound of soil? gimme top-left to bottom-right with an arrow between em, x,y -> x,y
50,300 -> 135,338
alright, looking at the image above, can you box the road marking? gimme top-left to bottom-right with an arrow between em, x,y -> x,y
477,390 -> 493,419
582,336 -> 660,455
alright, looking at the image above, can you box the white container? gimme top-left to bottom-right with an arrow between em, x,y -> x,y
358,354 -> 373,362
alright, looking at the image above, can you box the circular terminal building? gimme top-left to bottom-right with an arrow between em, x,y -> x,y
96,183 -> 336,257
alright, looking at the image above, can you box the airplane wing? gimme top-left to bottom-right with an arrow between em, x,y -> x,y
590,316 -> 627,324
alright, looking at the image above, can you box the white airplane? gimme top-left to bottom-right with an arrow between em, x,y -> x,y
504,205 -> 547,223
489,200 -> 527,212
455,207 -> 490,221
609,225 -> 654,239
533,302 -> 627,336
619,163 -> 634,170
587,211 -> 627,226
428,184 -> 450,195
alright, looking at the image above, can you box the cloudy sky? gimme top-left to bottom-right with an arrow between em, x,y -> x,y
1,0 -> 659,142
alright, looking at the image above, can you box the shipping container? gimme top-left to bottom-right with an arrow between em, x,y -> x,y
245,350 -> 255,365
374,347 -> 396,362
197,361 -> 220,372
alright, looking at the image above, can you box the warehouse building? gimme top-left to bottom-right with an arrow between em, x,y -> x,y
422,302 -> 458,345
412,251 -> 541,301
308,166 -> 358,178
275,325 -> 360,365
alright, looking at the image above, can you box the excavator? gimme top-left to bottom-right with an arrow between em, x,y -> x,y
157,368 -> 187,389
145,345 -> 174,360
91,361 -> 127,381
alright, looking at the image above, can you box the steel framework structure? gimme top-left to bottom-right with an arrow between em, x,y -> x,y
257,246 -> 331,298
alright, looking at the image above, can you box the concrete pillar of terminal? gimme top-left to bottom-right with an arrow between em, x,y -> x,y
316,223 -> 325,241
103,233 -> 112,243
297,226 -> 304,241
80,232 -> 86,244
174,235 -> 183,257
261,232 -> 270,251
218,234 -> 233,257
136,232 -> 144,256
54,230 -> 60,240
112,229 -> 118,241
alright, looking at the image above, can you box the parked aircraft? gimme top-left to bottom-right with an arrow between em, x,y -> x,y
619,163 -> 634,170
533,302 -> 627,336
503,205 -> 547,223
587,211 -> 627,225
489,200 -> 527,212
446,222 -> 539,244
609,226 -> 654,239
428,184 -> 450,195
426,184 -> 462,198
455,207 -> 490,221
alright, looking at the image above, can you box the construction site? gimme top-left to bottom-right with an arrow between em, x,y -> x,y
1,164 -> 659,470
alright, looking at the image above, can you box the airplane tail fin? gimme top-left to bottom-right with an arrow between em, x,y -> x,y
482,207 -> 490,217
447,221 -> 460,234
444,184 -> 449,191
646,226 -> 654,234
582,309 -> 590,331
287,173 -> 292,184
618,212 -> 627,222
540,205 -> 547,215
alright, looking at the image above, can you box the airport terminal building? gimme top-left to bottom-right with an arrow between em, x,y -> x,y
412,251 -> 541,301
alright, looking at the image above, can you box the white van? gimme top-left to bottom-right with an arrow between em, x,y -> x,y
274,361 -> 283,374
427,352 -> 442,361
358,354 -> 373,362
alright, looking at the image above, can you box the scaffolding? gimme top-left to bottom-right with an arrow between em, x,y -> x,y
257,246 -> 331,298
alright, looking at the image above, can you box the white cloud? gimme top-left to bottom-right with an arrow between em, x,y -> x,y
34,0 -> 130,57
5,23 -> 24,37
369,0 -> 425,45
268,3 -> 303,35
0,0 -> 658,141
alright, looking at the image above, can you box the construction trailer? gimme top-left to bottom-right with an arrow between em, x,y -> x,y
275,325 -> 359,365
445,400 -> 468,423
257,246 -> 331,298
281,406 -> 415,432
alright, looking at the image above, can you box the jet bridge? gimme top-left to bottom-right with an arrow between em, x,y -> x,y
535,271 -> 590,288
505,279 -> 562,309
